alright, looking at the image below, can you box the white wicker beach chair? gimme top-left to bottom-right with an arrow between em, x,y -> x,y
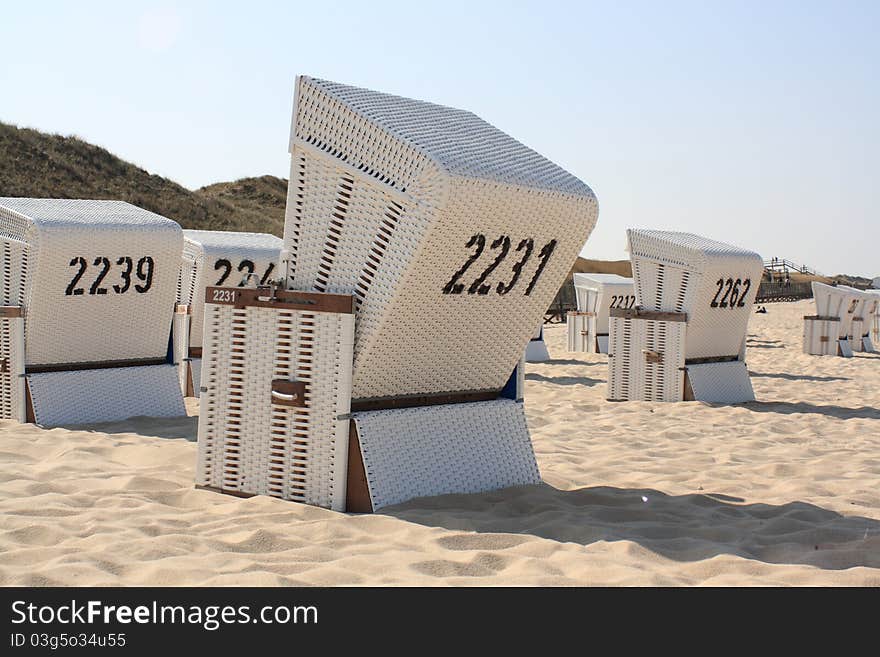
0,198 -> 186,425
837,285 -> 875,353
196,75 -> 598,511
608,229 -> 763,403
568,273 -> 634,353
525,323 -> 551,362
174,230 -> 282,397
867,289 -> 880,350
805,282 -> 863,357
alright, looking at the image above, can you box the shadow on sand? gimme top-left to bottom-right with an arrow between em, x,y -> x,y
743,401 -> 880,420
747,338 -> 786,349
749,371 -> 849,383
63,415 -> 200,442
525,373 -> 604,387
539,358 -> 605,367
385,484 -> 880,570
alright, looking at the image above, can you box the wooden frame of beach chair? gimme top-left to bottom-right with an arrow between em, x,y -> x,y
806,282 -> 863,357
0,199 -> 186,426
174,230 -> 283,397
569,273 -> 635,353
195,76 -> 598,512
608,229 -> 763,404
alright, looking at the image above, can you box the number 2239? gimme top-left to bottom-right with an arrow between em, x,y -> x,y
65,256 -> 155,296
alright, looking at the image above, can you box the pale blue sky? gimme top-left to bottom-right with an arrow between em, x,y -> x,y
1,1 -> 877,276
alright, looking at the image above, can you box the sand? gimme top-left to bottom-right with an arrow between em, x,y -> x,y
1,299 -> 878,586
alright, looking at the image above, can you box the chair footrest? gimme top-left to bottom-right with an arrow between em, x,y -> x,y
27,364 -> 185,426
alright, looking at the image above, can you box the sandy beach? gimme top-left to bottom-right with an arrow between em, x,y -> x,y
1,299 -> 878,586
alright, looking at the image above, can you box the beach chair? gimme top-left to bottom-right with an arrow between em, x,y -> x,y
195,76 -> 598,511
804,282 -> 863,357
174,230 -> 282,397
525,323 -> 551,362
568,273 -> 634,353
0,199 -> 185,425
607,229 -> 763,403
837,286 -> 875,353
867,290 -> 880,350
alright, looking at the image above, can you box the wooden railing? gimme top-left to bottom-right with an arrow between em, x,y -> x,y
545,280 -> 577,323
763,258 -> 821,277
754,280 -> 813,303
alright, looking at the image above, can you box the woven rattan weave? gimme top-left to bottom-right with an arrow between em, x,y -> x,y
570,273 -> 634,353
176,230 -> 282,396
196,76 -> 598,510
0,198 -> 185,424
807,282 -> 863,357
609,230 -> 762,403
283,76 -> 598,401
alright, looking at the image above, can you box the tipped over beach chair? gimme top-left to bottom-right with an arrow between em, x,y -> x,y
607,229 -> 763,404
0,198 -> 185,425
804,282 -> 863,357
195,76 -> 598,511
568,273 -> 635,353
174,230 -> 282,397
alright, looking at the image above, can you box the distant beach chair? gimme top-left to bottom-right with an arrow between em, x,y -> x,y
0,199 -> 185,425
836,285 -> 876,353
195,76 -> 598,511
608,229 -> 763,403
525,323 -> 551,362
804,282 -> 863,357
174,230 -> 282,397
867,290 -> 880,350
568,273 -> 634,353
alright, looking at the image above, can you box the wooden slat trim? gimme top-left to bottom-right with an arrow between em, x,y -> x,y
351,389 -> 500,412
195,485 -> 257,499
26,357 -> 169,374
0,306 -> 23,318
610,307 -> 688,322
345,421 -> 373,513
684,355 -> 741,365
205,287 -> 355,314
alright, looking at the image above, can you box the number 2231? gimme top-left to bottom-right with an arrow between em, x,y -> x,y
442,234 -> 557,296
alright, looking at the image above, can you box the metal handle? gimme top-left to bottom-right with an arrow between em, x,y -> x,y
642,349 -> 663,364
270,380 -> 306,407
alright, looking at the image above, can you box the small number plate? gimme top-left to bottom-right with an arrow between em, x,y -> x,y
209,288 -> 239,304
